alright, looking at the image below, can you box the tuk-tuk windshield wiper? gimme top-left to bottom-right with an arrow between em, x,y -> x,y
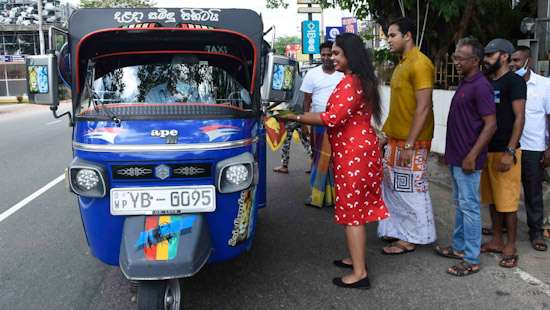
85,60 -> 121,125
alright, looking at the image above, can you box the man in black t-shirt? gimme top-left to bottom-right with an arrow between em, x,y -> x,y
480,39 -> 526,268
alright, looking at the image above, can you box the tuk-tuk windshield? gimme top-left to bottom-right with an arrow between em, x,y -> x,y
77,53 -> 252,118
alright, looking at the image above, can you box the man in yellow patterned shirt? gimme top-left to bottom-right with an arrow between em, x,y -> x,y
377,17 -> 437,255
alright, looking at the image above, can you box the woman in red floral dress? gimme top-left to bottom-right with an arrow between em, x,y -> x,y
279,33 -> 389,289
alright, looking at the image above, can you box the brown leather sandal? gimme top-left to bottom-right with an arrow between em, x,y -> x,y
531,239 -> 548,252
447,261 -> 480,277
499,255 -> 519,268
381,241 -> 416,255
435,245 -> 464,260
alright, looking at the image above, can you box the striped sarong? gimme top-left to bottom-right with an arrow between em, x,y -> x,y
377,138 -> 437,244
309,126 -> 334,208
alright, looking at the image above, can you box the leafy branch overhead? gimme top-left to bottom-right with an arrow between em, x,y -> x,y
265,0 -> 535,64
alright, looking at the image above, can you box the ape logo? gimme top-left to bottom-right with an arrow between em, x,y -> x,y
151,130 -> 179,138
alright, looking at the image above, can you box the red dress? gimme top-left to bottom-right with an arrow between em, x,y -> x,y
320,75 -> 389,225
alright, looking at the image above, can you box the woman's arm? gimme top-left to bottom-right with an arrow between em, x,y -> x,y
282,112 -> 325,126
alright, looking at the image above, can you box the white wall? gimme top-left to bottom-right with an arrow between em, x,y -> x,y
380,86 -> 455,155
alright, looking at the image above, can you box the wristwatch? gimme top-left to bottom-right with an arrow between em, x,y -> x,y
505,147 -> 517,163
403,143 -> 413,150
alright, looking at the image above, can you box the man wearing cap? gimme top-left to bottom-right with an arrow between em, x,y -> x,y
481,38 -> 526,268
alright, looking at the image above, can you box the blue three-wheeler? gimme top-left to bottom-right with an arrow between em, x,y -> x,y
25,7 -> 298,309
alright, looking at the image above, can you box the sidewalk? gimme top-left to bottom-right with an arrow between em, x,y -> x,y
427,154 -> 550,292
428,153 -> 550,214
0,100 -> 71,117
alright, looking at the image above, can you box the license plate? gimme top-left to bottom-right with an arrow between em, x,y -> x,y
110,185 -> 216,215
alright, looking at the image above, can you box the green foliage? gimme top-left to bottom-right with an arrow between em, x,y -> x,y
273,36 -> 301,55
266,0 -> 289,9
266,0 -> 535,64
373,47 -> 396,65
79,0 -> 155,8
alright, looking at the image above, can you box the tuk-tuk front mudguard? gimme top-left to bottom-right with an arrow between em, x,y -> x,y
119,214 -> 212,280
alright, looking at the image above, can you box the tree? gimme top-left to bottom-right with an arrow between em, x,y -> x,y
273,36 -> 301,55
80,0 -> 155,8
266,0 -> 536,65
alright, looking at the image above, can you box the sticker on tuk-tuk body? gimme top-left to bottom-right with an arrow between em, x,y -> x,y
205,45 -> 228,54
113,8 -> 221,24
27,65 -> 49,94
200,125 -> 240,141
84,127 -> 125,144
138,215 -> 196,261
228,187 -> 256,247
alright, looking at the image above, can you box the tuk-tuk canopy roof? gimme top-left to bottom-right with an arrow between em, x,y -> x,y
68,8 -> 264,94
68,8 -> 263,44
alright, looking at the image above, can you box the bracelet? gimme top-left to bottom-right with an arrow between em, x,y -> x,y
297,115 -> 301,121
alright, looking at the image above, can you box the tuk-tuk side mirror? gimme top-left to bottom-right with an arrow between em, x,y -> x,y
260,53 -> 298,104
25,54 -> 59,106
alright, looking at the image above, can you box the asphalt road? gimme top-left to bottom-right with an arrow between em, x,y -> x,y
0,105 -> 548,310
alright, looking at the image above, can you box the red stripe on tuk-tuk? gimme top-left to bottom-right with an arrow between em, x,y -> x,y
144,216 -> 159,260
93,50 -> 245,64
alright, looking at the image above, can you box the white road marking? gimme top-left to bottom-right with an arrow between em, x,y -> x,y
0,174 -> 65,224
46,120 -> 62,125
489,252 -> 550,297
514,268 -> 550,297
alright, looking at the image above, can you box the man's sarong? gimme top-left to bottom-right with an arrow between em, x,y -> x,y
309,126 -> 334,208
377,139 -> 437,244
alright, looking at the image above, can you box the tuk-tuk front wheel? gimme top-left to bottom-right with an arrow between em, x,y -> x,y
137,279 -> 182,310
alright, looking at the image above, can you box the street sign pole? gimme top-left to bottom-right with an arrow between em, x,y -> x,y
308,3 -> 313,62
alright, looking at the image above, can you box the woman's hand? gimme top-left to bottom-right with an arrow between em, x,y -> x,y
273,110 -> 298,122
274,114 -> 296,122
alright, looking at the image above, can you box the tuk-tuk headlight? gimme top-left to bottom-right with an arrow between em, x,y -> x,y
224,164 -> 249,185
68,158 -> 107,198
217,153 -> 255,193
76,169 -> 100,190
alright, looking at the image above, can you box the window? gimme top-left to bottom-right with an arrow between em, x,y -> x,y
78,53 -> 252,118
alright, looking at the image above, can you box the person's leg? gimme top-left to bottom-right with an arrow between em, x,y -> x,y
297,125 -> 313,159
457,168 -> 482,265
521,150 -> 545,243
481,153 -> 504,252
341,225 -> 368,283
451,166 -> 466,254
482,205 -> 505,252
494,150 -> 522,266
273,122 -> 294,173
502,211 -> 518,255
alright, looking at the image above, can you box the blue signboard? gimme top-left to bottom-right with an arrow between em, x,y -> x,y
325,26 -> 344,42
301,20 -> 320,55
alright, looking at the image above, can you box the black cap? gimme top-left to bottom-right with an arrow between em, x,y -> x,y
484,38 -> 515,55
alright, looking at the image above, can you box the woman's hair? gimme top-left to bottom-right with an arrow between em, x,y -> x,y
334,33 -> 382,125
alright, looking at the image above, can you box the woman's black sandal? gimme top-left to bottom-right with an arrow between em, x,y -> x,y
332,276 -> 371,289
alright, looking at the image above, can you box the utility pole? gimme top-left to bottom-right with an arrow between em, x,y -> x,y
37,0 -> 45,55
538,0 -> 550,57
